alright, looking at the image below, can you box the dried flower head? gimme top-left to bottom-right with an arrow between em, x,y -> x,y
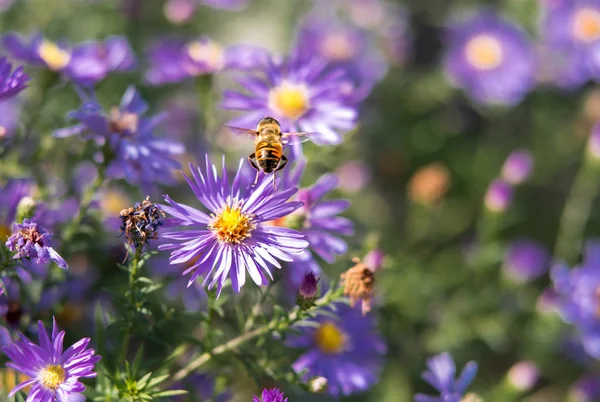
119,196 -> 165,248
340,256 -> 375,315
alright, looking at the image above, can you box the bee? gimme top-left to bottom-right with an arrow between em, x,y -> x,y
225,117 -> 313,187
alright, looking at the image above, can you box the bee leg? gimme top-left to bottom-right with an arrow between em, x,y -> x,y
248,153 -> 260,186
272,155 -> 288,188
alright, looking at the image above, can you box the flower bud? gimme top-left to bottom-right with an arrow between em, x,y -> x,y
363,249 -> 384,272
15,196 -> 37,222
484,179 -> 513,213
501,150 -> 533,185
297,271 -> 319,310
587,123 -> 600,162
308,376 -> 328,393
408,162 -> 450,205
503,239 -> 549,283
507,361 -> 539,392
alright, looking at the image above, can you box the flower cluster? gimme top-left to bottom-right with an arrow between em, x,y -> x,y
5,219 -> 67,269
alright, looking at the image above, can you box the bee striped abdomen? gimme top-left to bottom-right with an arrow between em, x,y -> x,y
256,141 -> 282,173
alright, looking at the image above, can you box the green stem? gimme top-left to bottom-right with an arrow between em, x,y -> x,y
120,245 -> 143,363
554,154 -> 600,264
166,287 -> 345,386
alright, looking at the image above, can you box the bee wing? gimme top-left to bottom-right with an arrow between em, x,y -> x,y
224,125 -> 259,138
281,132 -> 317,144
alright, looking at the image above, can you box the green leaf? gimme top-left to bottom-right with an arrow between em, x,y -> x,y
146,374 -> 170,389
136,372 -> 153,390
131,343 -> 144,378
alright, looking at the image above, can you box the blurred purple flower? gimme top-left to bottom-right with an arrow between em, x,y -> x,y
570,374 -> 600,401
164,0 -> 197,23
202,0 -> 249,10
286,302 -> 386,397
501,150 -> 533,185
2,33 -> 135,85
484,178 -> 513,213
2,32 -> 72,71
2,317 -> 101,401
0,0 -> 15,11
53,86 -> 184,189
414,352 -> 478,402
65,36 -> 136,86
540,0 -> 600,89
6,219 -> 67,269
295,10 -> 388,102
277,160 -> 354,263
145,36 -> 269,85
0,57 -> 28,101
587,122 -> 600,160
444,11 -> 535,106
364,249 -> 385,271
158,155 -> 309,296
253,388 -> 287,402
503,238 -> 550,283
222,50 -> 358,145
551,240 -> 600,359
335,160 -> 371,193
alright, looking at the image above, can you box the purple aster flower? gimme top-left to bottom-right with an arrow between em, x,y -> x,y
2,32 -> 72,72
222,49 -> 358,146
570,374 -> 600,401
503,238 -> 550,283
484,178 -> 513,213
295,9 -> 388,102
287,302 -> 386,397
158,155 -> 309,296
414,352 -> 478,402
253,388 -> 287,402
551,241 -> 600,358
276,161 -> 354,263
2,317 -> 101,401
540,0 -> 600,89
64,36 -> 136,86
53,86 -> 184,189
145,36 -> 269,85
5,219 -> 67,269
501,150 -> 534,185
0,57 -> 28,101
444,11 -> 535,106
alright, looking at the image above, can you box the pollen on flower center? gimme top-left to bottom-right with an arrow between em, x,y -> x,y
18,226 -> 44,248
209,203 -> 256,244
38,364 -> 65,390
109,107 -> 139,134
267,81 -> 311,120
38,40 -> 71,71
573,8 -> 600,43
314,321 -> 346,354
465,34 -> 504,70
186,40 -> 225,71
320,31 -> 355,61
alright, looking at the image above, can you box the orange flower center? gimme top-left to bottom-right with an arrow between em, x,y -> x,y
209,202 -> 255,244
465,34 -> 504,71
573,8 -> 600,43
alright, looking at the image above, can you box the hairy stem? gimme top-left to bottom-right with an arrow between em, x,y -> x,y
167,286 -> 345,386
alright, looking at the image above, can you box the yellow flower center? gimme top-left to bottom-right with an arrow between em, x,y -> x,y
38,365 -> 65,390
38,40 -> 71,71
573,8 -> 600,43
320,31 -> 355,61
314,322 -> 346,354
185,40 -> 225,72
267,81 -> 310,121
209,202 -> 255,244
465,34 -> 503,71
